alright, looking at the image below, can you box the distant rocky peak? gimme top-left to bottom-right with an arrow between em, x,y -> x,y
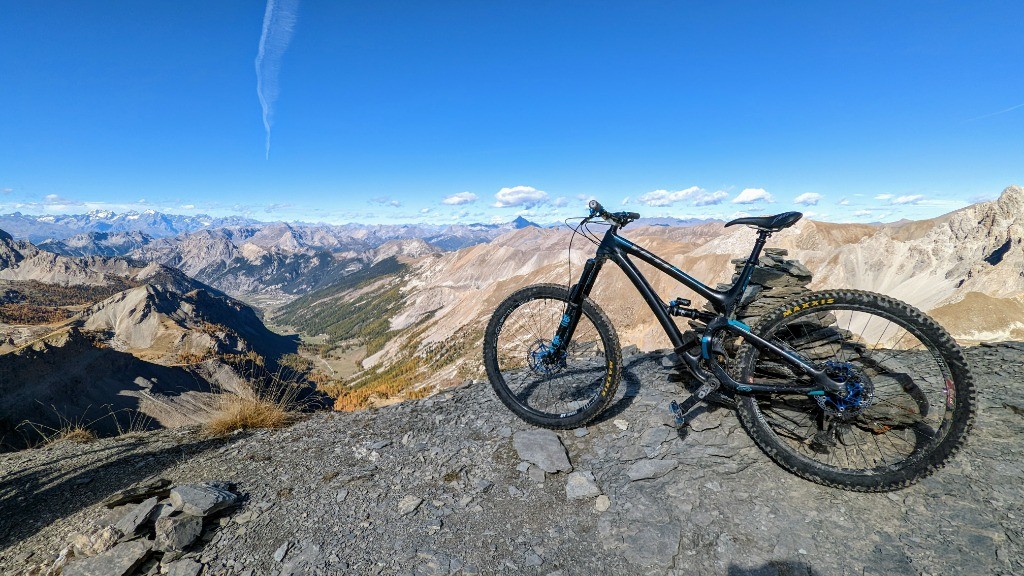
996,185 -> 1024,212
0,228 -> 36,267
512,216 -> 539,229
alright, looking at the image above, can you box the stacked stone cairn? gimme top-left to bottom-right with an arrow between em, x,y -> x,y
712,247 -> 814,327
688,248 -> 817,364
29,479 -> 240,576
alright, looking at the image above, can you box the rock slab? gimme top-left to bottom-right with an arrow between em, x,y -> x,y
169,483 -> 238,516
62,539 -> 152,576
626,459 -> 679,481
512,430 -> 572,473
565,471 -> 601,500
154,514 -> 202,552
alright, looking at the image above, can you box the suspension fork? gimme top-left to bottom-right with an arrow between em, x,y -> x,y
550,257 -> 605,357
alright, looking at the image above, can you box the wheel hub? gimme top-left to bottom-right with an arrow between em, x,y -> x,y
528,339 -> 565,375
816,361 -> 874,418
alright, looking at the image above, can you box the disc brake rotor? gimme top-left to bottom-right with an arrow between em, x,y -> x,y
816,360 -> 874,419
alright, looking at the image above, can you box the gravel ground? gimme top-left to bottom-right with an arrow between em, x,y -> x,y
1,344 -> 1021,576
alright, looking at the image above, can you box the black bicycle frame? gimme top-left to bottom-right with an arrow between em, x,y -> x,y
553,224 -> 844,395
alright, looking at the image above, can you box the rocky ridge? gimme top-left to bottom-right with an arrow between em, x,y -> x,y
37,232 -> 154,258
0,231 -> 303,450
1,343 -> 1020,575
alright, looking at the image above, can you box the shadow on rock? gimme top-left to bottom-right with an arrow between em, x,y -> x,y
0,433 -> 238,550
589,356 -> 644,424
728,561 -> 820,576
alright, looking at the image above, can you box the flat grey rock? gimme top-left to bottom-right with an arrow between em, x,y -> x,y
112,496 -> 160,537
279,542 -> 320,576
397,495 -> 423,515
625,459 -> 679,481
169,483 -> 238,516
155,514 -> 202,552
564,471 -> 601,500
512,430 -> 572,473
62,539 -> 152,576
101,479 -> 171,508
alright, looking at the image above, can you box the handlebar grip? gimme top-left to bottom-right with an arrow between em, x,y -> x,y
588,200 -> 604,214
626,212 -> 640,220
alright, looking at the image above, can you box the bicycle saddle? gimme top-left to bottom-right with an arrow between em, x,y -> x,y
724,211 -> 802,231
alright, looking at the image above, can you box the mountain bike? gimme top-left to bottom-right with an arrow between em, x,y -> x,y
482,200 -> 975,491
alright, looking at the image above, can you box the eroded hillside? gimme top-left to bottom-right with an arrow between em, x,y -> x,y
0,231 -> 308,450
283,186 -> 1023,408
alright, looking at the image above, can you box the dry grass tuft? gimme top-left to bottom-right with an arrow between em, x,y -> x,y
204,396 -> 293,435
203,362 -> 311,436
18,405 -> 107,448
48,425 -> 98,444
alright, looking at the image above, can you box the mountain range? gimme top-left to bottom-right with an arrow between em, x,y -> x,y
281,185 -> 1024,399
2,185 -> 1022,442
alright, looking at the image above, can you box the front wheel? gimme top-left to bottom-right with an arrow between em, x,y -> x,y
483,284 -> 621,429
734,289 -> 976,491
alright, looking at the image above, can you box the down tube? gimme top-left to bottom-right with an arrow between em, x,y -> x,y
611,253 -> 686,350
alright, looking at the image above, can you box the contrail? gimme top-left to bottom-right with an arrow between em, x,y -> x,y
255,0 -> 299,159
965,101 -> 1024,123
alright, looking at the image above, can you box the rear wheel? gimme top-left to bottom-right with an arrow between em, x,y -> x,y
483,284 -> 621,429
735,289 -> 975,491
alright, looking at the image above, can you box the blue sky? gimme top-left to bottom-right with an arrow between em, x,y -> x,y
1,1 -> 1022,224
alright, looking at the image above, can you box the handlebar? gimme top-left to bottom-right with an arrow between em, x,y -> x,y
588,200 -> 640,228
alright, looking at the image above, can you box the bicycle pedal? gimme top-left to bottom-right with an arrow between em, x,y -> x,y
669,400 -> 686,426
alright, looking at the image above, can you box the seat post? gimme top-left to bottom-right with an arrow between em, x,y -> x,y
726,229 -> 772,315
748,229 -> 771,263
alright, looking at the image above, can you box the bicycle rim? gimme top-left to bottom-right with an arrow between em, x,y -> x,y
492,294 -> 613,421
742,298 -> 961,481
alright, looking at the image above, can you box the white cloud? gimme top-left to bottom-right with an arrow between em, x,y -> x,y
552,197 -> 568,207
43,194 -> 83,207
1,188 -> 13,194
838,198 -> 850,206
793,192 -> 822,206
369,197 -> 402,208
180,204 -> 196,210
891,194 -> 925,205
731,188 -> 773,204
636,186 -> 728,207
853,210 -> 874,217
494,185 -> 548,208
621,197 -> 631,205
637,186 -> 702,207
874,194 -> 893,200
694,190 -> 728,206
442,192 -> 477,205
420,208 -> 431,213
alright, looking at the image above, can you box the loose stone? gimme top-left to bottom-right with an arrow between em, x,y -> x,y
512,430 -> 572,473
